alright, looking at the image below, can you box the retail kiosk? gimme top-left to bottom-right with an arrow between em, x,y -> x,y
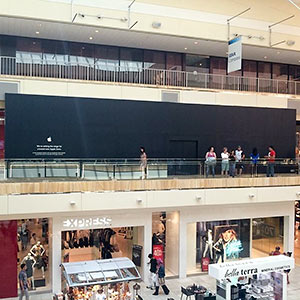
208,255 -> 294,300
60,257 -> 141,300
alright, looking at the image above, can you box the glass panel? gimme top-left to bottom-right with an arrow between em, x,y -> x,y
103,269 -> 122,281
120,48 -> 143,71
258,62 -> 271,78
144,50 -> 165,70
166,52 -> 182,70
242,60 -> 257,91
289,65 -> 300,81
272,63 -> 288,80
16,38 -> 42,63
69,43 -> 94,66
120,267 -> 139,279
69,272 -> 89,284
95,45 -> 119,70
210,57 -> 226,75
185,54 -> 209,73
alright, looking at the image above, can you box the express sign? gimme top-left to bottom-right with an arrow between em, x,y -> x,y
62,217 -> 112,229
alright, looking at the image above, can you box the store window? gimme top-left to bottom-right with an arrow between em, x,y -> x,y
95,45 -> 119,71
61,226 -> 144,274
185,54 -> 209,74
69,42 -> 94,66
187,219 -> 250,274
152,211 -> 179,276
166,52 -> 182,71
144,50 -> 165,70
120,48 -> 143,71
252,217 -> 284,256
242,60 -> 257,91
17,218 -> 51,292
16,38 -> 42,64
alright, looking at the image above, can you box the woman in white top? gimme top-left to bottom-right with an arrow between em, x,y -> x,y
221,147 -> 230,177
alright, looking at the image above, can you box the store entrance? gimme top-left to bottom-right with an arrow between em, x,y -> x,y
61,226 -> 144,272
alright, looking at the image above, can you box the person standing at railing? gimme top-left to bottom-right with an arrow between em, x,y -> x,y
235,145 -> 245,176
205,147 -> 217,177
265,146 -> 276,177
229,150 -> 236,177
140,146 -> 147,179
250,148 -> 260,176
221,147 -> 230,177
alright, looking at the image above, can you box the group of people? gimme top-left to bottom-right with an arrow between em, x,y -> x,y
205,145 -> 276,178
146,254 -> 169,296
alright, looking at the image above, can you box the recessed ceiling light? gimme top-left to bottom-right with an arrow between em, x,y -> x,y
89,36 -> 93,40
298,60 -> 300,63
184,47 -> 188,50
194,41 -> 198,45
35,31 -> 40,35
199,63 -> 202,66
277,51 -> 280,54
33,42 -> 36,45
95,30 -> 99,33
264,56 -> 267,59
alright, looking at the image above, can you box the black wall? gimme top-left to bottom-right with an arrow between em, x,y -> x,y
5,93 -> 296,159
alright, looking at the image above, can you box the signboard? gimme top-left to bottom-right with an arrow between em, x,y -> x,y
153,244 -> 164,263
209,255 -> 294,280
227,36 -> 242,73
62,217 -> 112,229
132,244 -> 143,267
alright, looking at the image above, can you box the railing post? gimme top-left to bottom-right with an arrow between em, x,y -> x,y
221,75 -> 224,90
6,160 -> 9,180
257,78 -> 260,93
276,80 -> 279,94
185,72 -> 188,87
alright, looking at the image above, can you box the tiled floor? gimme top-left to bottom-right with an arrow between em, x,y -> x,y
10,265 -> 300,300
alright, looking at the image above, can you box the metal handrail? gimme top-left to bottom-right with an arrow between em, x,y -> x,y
0,56 -> 300,95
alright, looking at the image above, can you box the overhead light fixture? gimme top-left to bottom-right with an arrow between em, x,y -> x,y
152,22 -> 161,29
95,30 -> 99,33
277,51 -> 280,54
89,36 -> 93,40
184,47 -> 188,50
298,60 -> 300,63
194,41 -> 198,45
35,31 -> 40,35
264,56 -> 267,59
286,40 -> 295,46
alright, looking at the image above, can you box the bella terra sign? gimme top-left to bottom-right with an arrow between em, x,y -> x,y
225,267 -> 258,278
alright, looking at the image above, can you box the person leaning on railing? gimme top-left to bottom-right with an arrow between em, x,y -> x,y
250,147 -> 260,176
205,147 -> 217,178
265,146 -> 276,177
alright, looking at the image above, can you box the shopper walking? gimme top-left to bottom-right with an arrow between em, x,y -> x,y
235,146 -> 245,176
265,146 -> 276,177
146,254 -> 157,290
221,147 -> 230,177
19,263 -> 29,300
140,146 -> 147,180
153,259 -> 169,296
250,148 -> 260,176
229,150 -> 236,177
205,147 -> 217,177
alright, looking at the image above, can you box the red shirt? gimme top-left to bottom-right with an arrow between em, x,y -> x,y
268,150 -> 276,162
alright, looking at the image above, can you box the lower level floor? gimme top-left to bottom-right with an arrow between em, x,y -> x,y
0,201 -> 295,298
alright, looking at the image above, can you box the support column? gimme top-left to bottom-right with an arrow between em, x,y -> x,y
143,212 -> 152,282
52,216 -> 62,294
179,216 -> 187,279
284,209 -> 294,253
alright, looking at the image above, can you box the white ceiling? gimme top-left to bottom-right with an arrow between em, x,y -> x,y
0,16 -> 300,65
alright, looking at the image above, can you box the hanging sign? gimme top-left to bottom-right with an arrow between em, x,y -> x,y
227,36 -> 242,73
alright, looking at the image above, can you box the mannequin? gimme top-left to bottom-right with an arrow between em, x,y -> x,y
21,253 -> 36,289
202,229 -> 214,260
30,241 -> 45,278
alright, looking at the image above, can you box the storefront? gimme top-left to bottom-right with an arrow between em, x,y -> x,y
51,211 -> 152,294
59,257 -> 141,300
209,255 -> 294,300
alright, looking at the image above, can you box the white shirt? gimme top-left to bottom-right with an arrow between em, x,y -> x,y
96,293 -> 106,300
221,152 -> 229,161
235,150 -> 243,161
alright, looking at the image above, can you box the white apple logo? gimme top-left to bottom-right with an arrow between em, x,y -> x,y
47,136 -> 52,143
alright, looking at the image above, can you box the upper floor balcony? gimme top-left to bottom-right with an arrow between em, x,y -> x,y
1,56 -> 300,96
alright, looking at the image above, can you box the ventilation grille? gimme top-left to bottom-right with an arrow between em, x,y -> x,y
161,90 -> 179,103
0,82 -> 19,101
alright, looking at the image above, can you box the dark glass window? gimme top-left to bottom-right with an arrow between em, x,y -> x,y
144,50 -> 165,69
272,63 -> 288,80
289,65 -> 300,81
185,54 -> 209,73
210,57 -> 226,75
16,38 -> 42,63
95,45 -> 119,70
243,60 -> 257,77
258,62 -> 271,78
69,43 -> 94,65
166,52 -> 182,71
120,48 -> 143,71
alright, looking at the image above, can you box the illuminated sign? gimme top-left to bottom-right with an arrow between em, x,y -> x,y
62,217 -> 112,229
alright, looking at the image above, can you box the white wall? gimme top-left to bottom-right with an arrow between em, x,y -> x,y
0,76 -> 292,110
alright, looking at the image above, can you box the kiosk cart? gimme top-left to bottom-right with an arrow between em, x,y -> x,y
60,257 -> 141,300
208,255 -> 294,300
